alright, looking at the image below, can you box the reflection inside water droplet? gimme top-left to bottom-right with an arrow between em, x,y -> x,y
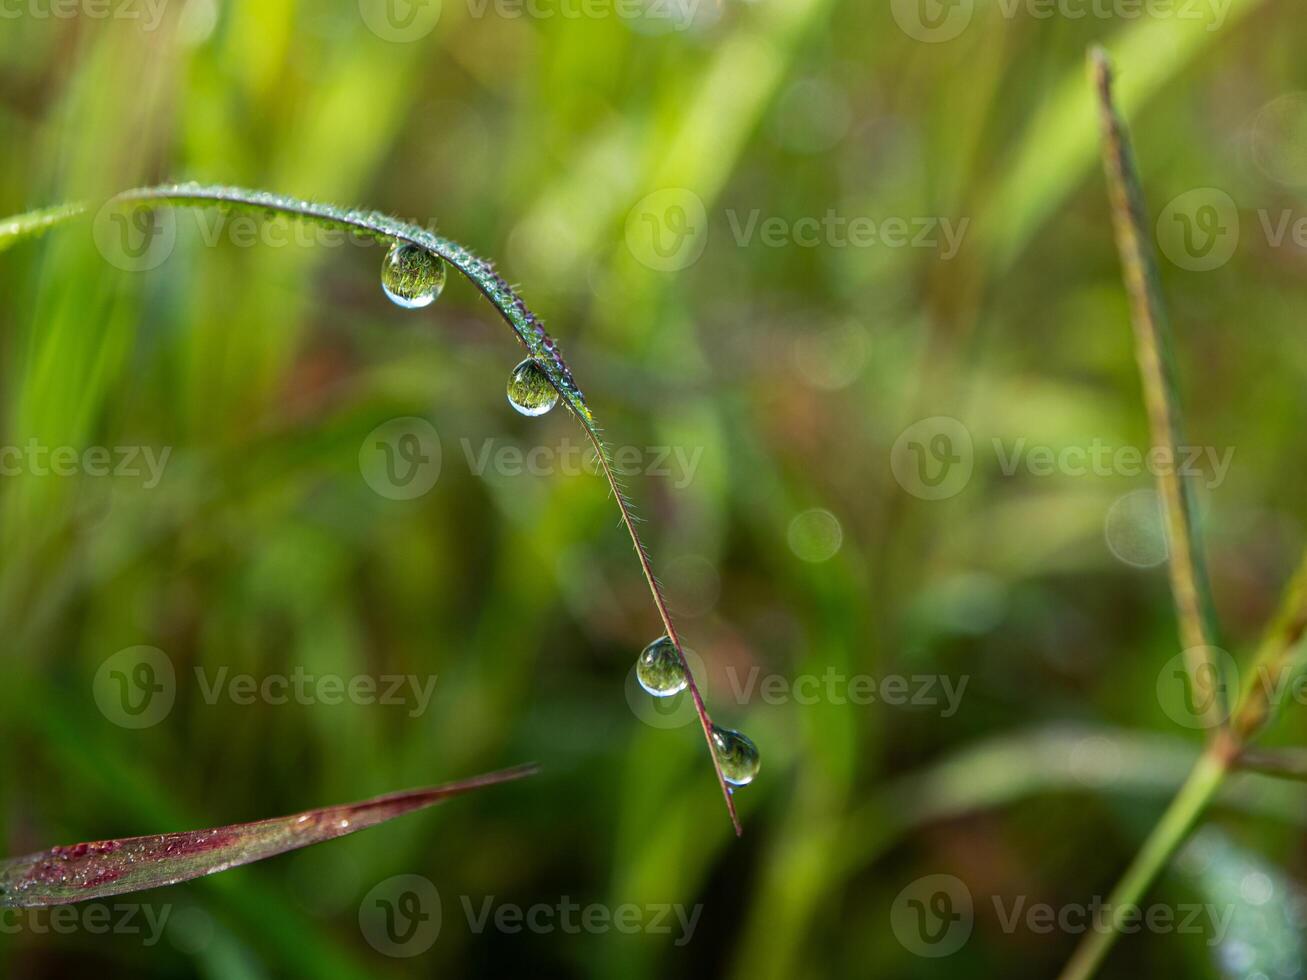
381,242 -> 446,309
507,358 -> 559,416
635,635 -> 688,697
710,725 -> 760,786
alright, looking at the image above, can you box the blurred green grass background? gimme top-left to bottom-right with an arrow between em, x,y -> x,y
3,0 -> 1307,976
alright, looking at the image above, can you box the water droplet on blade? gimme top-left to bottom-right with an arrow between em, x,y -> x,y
507,358 -> 559,416
635,635 -> 688,697
381,242 -> 446,309
710,725 -> 760,786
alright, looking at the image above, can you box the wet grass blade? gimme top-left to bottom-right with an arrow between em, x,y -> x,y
0,764 -> 537,907
0,184 -> 743,834
0,202 -> 88,253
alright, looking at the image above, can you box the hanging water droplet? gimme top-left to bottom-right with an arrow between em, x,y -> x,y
507,358 -> 559,417
710,725 -> 760,786
381,242 -> 446,309
636,635 -> 687,697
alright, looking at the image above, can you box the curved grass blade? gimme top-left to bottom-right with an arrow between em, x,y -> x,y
0,202 -> 88,254
0,184 -> 742,834
0,764 -> 537,908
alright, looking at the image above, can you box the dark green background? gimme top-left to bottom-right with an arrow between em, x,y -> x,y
2,0 -> 1306,976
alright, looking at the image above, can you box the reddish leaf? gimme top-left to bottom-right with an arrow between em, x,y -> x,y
0,764 -> 537,907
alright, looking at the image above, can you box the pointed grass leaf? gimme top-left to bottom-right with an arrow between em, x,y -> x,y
0,764 -> 537,907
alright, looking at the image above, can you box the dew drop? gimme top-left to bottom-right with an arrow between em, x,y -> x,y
635,635 -> 688,697
710,725 -> 761,787
507,358 -> 559,417
381,242 -> 446,309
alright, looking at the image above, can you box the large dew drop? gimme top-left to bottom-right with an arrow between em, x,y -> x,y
710,726 -> 760,787
381,242 -> 446,309
636,635 -> 687,697
507,358 -> 559,417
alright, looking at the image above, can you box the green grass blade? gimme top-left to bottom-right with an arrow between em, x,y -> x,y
0,183 -> 742,833
983,0 -> 1268,272
1090,50 -> 1223,721
0,203 -> 88,254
